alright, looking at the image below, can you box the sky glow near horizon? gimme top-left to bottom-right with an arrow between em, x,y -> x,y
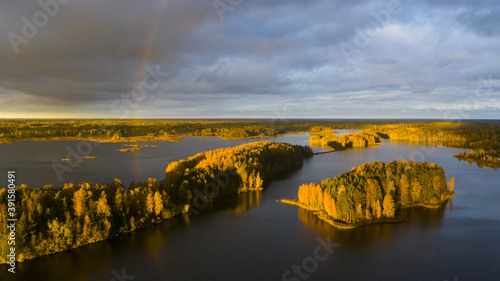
0,0 -> 499,119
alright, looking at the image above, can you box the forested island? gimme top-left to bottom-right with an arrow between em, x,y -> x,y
309,128 -> 381,150
454,149 -> 500,169
0,141 -> 312,264
282,161 -> 456,229
369,121 -> 500,150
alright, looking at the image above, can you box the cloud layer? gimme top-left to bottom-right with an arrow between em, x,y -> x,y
0,0 -> 499,118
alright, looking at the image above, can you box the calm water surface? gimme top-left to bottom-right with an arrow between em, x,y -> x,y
1,134 -> 499,281
0,133 -> 318,189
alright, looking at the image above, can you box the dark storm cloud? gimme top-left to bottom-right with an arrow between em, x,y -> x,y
0,0 -> 499,118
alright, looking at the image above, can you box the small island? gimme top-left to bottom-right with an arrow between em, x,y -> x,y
454,149 -> 500,169
118,147 -> 140,152
282,160 -> 455,229
123,144 -> 149,147
309,128 -> 382,150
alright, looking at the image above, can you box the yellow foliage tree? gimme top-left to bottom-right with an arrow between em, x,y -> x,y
146,192 -> 154,215
448,177 -> 455,192
153,191 -> 163,216
411,178 -> 422,202
374,200 -> 382,219
400,173 -> 410,206
73,188 -> 88,218
96,191 -> 111,218
312,184 -> 323,209
382,194 -> 395,218
298,184 -> 310,205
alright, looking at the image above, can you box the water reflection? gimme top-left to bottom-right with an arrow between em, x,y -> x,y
178,191 -> 263,225
11,238 -> 116,281
218,190 -> 263,213
298,205 -> 446,247
4,191 -> 263,281
455,157 -> 499,170
3,136 -> 500,281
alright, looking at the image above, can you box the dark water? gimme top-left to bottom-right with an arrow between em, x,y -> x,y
0,134 -> 318,189
1,135 -> 499,281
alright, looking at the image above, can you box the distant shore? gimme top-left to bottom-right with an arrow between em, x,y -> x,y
0,131 -> 309,145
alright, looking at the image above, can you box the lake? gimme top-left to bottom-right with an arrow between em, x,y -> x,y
1,133 -> 499,281
0,133 -> 327,189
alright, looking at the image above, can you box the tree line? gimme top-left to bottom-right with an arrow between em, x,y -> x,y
0,179 -> 177,264
296,161 -> 455,225
163,142 -> 313,205
0,141 -> 313,264
369,121 -> 500,150
309,130 -> 381,150
455,149 -> 500,169
1,119 -> 459,143
2,120 -> 499,147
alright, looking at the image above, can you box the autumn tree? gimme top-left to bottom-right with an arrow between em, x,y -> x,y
411,178 -> 422,202
374,200 -> 382,219
153,191 -> 163,217
73,187 -> 88,218
294,160 -> 455,225
400,174 -> 410,206
448,177 -> 455,192
96,191 -> 111,218
298,184 -> 310,206
383,194 -> 395,218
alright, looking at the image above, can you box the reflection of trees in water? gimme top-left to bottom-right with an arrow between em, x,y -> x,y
297,208 -> 395,246
455,157 -> 499,170
11,237 -> 116,281
398,206 -> 445,223
180,190 -> 263,219
219,190 -> 263,213
298,204 -> 446,247
12,190 -> 265,281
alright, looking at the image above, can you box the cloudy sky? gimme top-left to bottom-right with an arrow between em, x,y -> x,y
0,0 -> 499,119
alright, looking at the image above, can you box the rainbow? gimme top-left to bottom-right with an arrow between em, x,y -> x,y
131,0 -> 169,118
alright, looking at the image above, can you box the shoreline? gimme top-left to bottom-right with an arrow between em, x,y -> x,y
0,135 -> 184,144
0,131 -> 306,145
281,198 -> 445,230
453,155 -> 500,168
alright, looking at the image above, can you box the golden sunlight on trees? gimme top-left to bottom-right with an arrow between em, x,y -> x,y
0,141 -> 313,264
382,194 -> 395,218
448,177 -> 455,192
295,161 -> 456,225
309,130 -> 381,150
368,122 -> 500,151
